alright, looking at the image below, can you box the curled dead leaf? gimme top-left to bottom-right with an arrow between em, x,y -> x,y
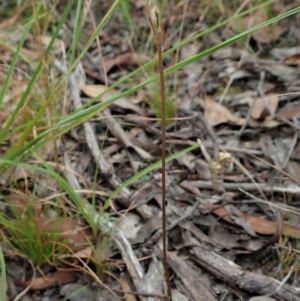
278,106 -> 300,120
15,270 -> 77,290
284,54 -> 300,65
200,96 -> 245,127
119,277 -> 138,301
248,116 -> 281,128
230,7 -> 286,43
212,205 -> 300,238
65,246 -> 93,259
0,3 -> 27,30
21,48 -> 42,60
198,96 -> 281,129
79,84 -> 141,113
246,93 -> 279,120
104,52 -> 151,73
250,8 -> 286,43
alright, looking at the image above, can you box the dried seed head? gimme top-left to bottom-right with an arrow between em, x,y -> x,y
210,161 -> 224,191
218,152 -> 233,171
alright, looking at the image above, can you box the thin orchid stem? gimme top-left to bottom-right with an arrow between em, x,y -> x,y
156,33 -> 172,301
145,2 -> 173,300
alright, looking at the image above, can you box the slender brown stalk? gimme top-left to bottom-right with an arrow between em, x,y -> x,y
156,35 -> 172,301
146,2 -> 172,300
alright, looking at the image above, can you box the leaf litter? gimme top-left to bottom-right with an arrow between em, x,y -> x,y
1,1 -> 300,301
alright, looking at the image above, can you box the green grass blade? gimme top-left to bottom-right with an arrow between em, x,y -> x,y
50,5 -> 300,129
3,4 -> 299,174
164,6 -> 300,75
119,0 -> 135,32
0,246 -> 6,301
0,0 -> 122,167
69,0 -> 122,74
1,0 -> 76,156
0,143 -> 200,223
70,0 -> 83,63
0,157 -> 98,235
0,1 -> 38,109
86,0 -> 277,98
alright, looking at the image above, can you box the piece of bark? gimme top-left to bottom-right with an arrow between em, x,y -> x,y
162,250 -> 218,301
192,244 -> 300,301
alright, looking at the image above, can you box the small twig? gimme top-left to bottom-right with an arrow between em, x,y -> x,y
112,289 -> 166,298
183,180 -> 300,195
282,131 -> 298,169
167,199 -> 200,231
265,261 -> 297,297
240,188 -> 300,216
238,70 -> 265,136
198,138 -> 212,163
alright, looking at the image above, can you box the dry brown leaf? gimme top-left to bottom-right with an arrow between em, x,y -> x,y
15,270 -> 77,290
251,8 -> 286,43
200,96 -> 245,126
21,48 -> 42,60
129,128 -> 158,153
129,90 -> 145,104
40,36 -> 63,52
80,84 -> 141,113
246,93 -> 279,120
278,106 -> 300,120
231,7 -> 286,43
284,54 -> 300,65
80,84 -> 107,97
119,278 -> 138,301
249,116 -> 281,128
65,246 -> 93,259
0,4 -> 27,30
0,15 -> 19,29
212,206 -> 300,238
104,52 -> 151,73
224,204 -> 257,237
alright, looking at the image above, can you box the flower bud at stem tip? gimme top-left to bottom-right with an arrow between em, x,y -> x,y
151,5 -> 160,32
